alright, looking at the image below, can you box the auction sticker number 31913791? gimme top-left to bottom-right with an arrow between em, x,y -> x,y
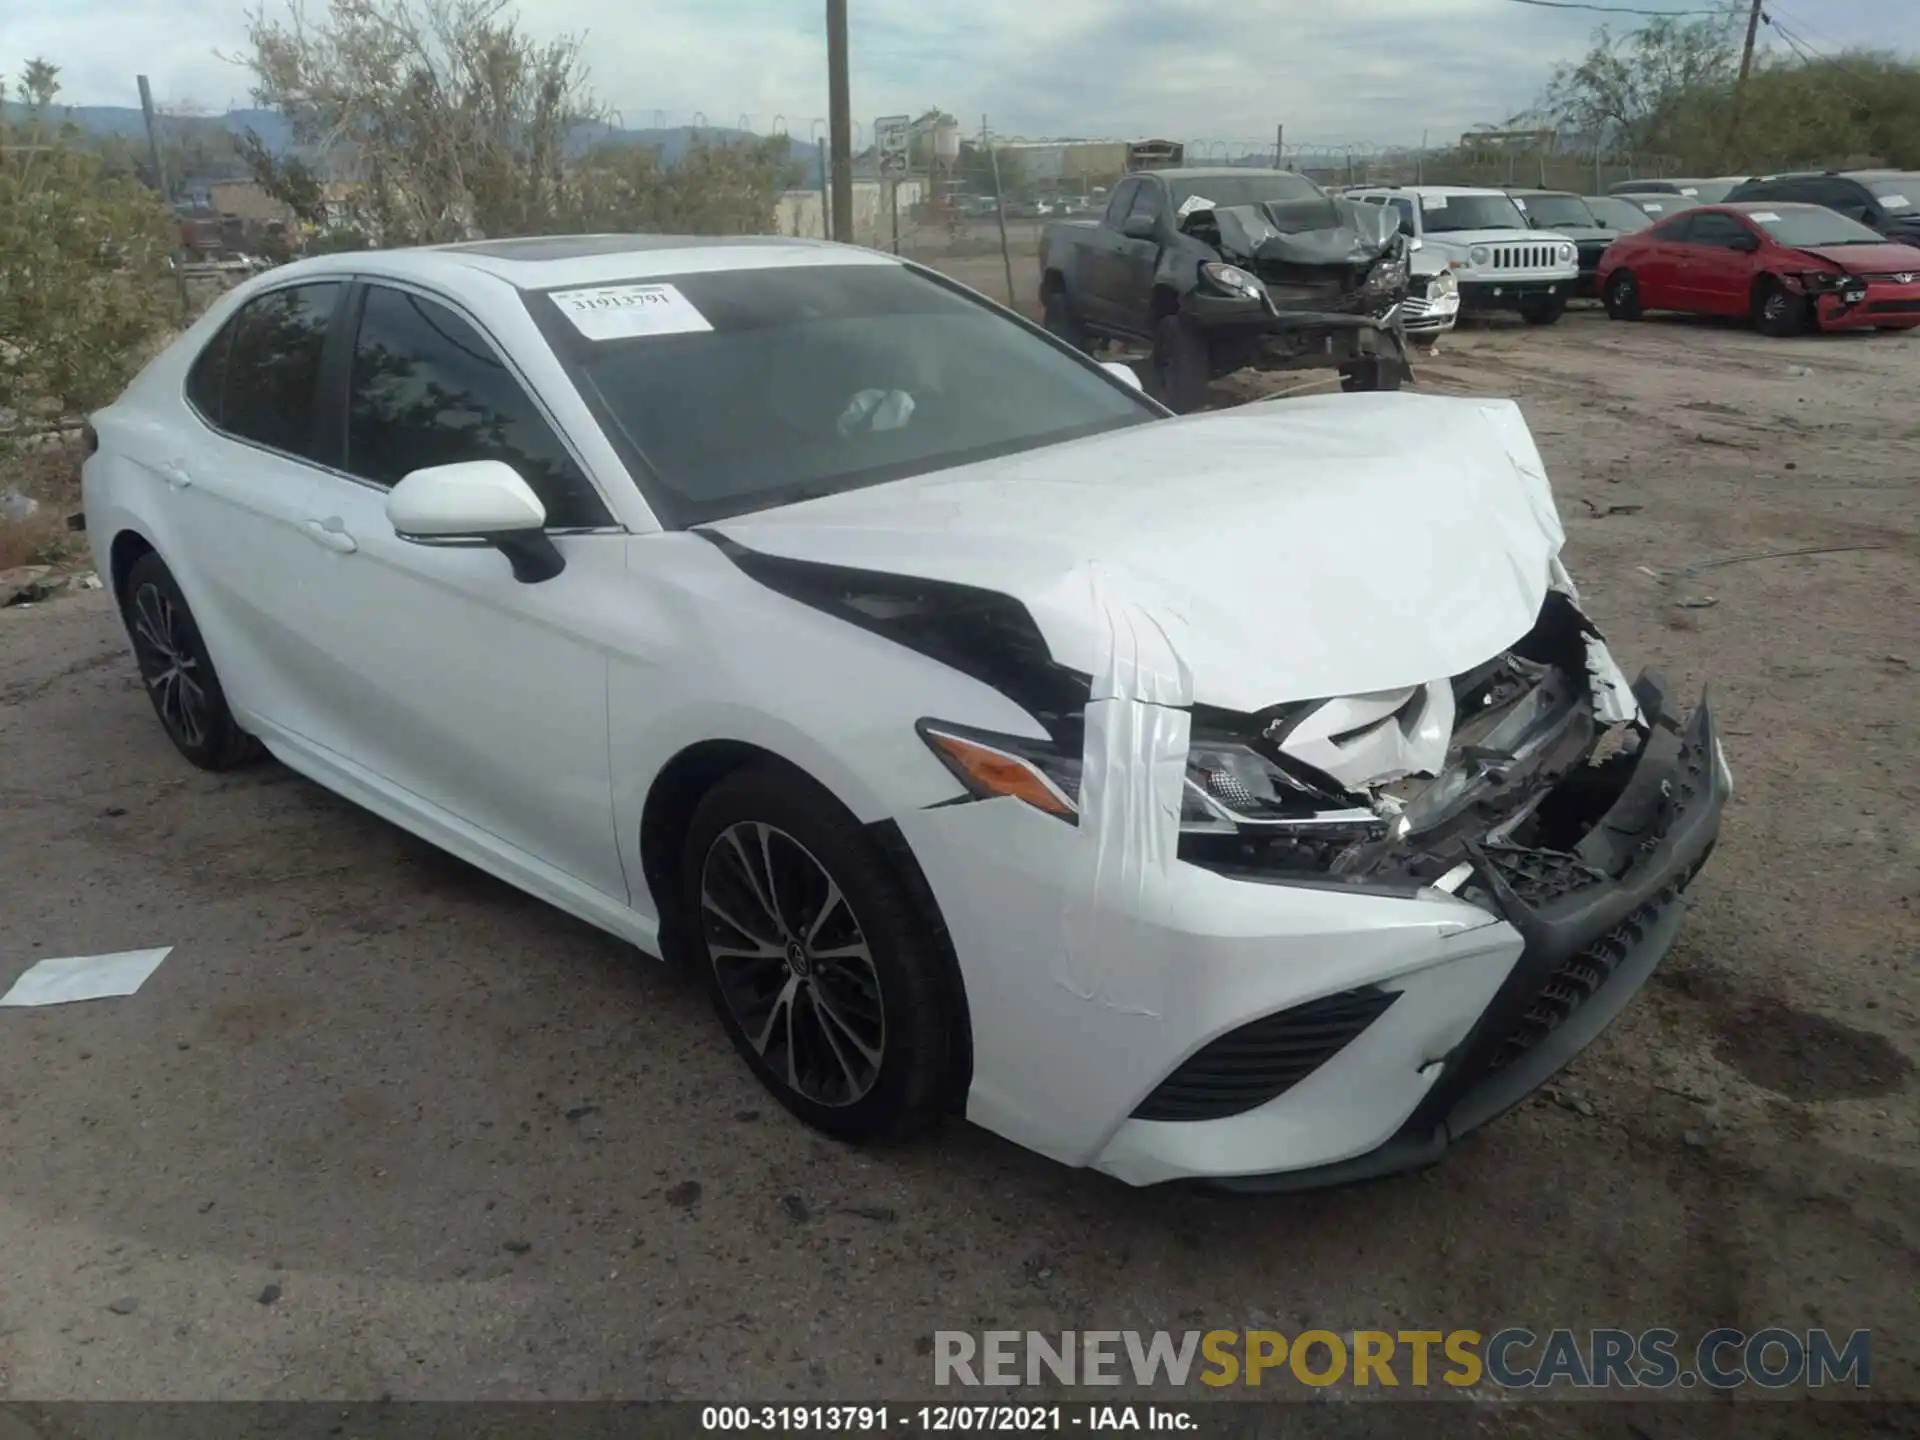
549,282 -> 715,341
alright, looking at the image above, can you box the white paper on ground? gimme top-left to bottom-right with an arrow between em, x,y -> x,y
0,947 -> 173,1007
547,283 -> 713,341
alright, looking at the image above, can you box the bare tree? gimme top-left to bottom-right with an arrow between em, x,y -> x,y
1541,12 -> 1742,165
235,0 -> 602,244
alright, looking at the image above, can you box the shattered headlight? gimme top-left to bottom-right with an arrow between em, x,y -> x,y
1367,252 -> 1410,291
919,723 -> 1388,839
1798,270 -> 1855,293
1199,261 -> 1267,302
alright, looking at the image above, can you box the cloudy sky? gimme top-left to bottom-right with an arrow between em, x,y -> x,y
7,0 -> 1915,147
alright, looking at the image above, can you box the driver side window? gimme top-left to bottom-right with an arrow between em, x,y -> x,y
1103,180 -> 1140,227
1389,198 -> 1417,237
1126,182 -> 1165,230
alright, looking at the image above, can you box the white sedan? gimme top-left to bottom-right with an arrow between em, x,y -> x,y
83,235 -> 1728,1189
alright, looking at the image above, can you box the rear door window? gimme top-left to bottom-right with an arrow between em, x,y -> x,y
344,284 -> 610,529
1685,212 -> 1752,247
1649,213 -> 1695,242
219,283 -> 345,460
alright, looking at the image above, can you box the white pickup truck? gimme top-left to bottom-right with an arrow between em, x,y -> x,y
1349,185 -> 1580,326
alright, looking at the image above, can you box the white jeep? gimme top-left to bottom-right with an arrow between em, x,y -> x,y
1351,185 -> 1580,326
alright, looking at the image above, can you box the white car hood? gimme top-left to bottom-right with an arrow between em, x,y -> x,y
710,392 -> 1567,713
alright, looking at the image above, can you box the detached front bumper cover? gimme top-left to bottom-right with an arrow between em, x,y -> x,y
1210,674 -> 1727,1193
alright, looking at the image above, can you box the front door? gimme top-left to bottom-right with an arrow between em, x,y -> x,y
289,280 -> 630,901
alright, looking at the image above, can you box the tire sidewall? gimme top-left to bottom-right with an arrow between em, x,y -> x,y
680,766 -> 953,1142
1151,315 -> 1211,413
121,553 -> 251,769
1605,272 -> 1640,320
1755,279 -> 1805,337
1042,285 -> 1089,352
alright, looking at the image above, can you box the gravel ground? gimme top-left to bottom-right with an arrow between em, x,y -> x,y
0,305 -> 1914,1432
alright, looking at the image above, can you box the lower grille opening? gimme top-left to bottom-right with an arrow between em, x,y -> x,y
1132,986 -> 1398,1122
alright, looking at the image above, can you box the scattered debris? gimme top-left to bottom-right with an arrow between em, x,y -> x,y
0,565 -> 53,607
1784,461 -> 1797,471
779,1193 -> 812,1224
844,1204 -> 898,1223
501,1239 -> 532,1255
1677,596 -> 1719,610
0,946 -> 174,1007
257,1282 -> 282,1306
0,489 -> 38,522
563,1103 -> 596,1122
101,805 -> 128,818
1682,1130 -> 1709,1150
664,1180 -> 702,1209
1881,655 -> 1910,669
67,511 -> 86,532
1549,1089 -> 1596,1117
1783,364 -> 1813,377
107,1296 -> 138,1316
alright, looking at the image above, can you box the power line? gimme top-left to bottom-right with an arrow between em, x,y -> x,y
1496,0 -> 1728,14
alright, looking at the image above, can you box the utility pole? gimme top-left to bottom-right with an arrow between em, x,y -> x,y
1274,124 -> 1284,169
137,74 -> 190,316
825,0 -> 854,245
1724,0 -> 1764,164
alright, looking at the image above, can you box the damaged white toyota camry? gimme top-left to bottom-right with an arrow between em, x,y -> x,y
84,236 -> 1728,1189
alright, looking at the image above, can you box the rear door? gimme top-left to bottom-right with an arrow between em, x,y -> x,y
166,281 -> 347,732
287,279 -> 631,901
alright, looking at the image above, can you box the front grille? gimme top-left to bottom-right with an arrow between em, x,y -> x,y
1866,299 -> 1920,314
1132,986 -> 1398,1122
1479,845 -> 1608,905
1491,244 -> 1558,270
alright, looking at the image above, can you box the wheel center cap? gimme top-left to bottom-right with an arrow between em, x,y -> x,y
786,940 -> 810,977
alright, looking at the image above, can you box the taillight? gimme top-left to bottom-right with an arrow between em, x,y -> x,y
83,422 -> 99,456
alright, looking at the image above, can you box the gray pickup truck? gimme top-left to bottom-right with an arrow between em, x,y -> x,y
1037,167 -> 1413,411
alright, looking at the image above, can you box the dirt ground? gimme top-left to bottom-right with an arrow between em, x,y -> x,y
0,300 -> 1915,1432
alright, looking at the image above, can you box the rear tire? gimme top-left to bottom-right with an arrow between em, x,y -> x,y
1755,277 -> 1807,337
1603,271 -> 1642,321
1041,281 -> 1088,352
1149,314 -> 1212,413
120,552 -> 256,770
1521,294 -> 1567,326
682,766 -> 954,1143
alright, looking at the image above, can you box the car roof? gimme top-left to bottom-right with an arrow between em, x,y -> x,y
257,234 -> 899,294
1352,184 -> 1511,198
1133,167 -> 1301,182
1505,188 -> 1579,198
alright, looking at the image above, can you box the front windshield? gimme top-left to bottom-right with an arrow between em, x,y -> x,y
1866,175 -> 1919,212
1421,195 -> 1528,233
1169,174 -> 1324,211
534,264 -> 1155,525
1518,194 -> 1597,228
1585,197 -> 1653,231
1750,208 -> 1888,248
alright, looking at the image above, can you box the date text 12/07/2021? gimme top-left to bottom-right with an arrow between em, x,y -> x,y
701,1406 -> 1198,1432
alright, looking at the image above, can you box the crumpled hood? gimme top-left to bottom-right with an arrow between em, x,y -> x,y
1789,241 -> 1920,273
709,392 -> 1568,713
1206,197 -> 1398,268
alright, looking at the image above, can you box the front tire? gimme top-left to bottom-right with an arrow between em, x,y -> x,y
121,552 -> 256,770
682,767 -> 954,1142
1149,314 -> 1212,413
1755,277 -> 1807,337
1603,271 -> 1642,321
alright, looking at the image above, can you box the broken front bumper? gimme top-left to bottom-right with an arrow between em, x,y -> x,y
1209,677 -> 1727,1193
1183,291 -> 1412,369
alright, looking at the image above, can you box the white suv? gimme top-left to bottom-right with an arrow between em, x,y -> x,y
1351,185 -> 1580,326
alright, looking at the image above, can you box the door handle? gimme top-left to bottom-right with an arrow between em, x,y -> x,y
301,518 -> 358,554
157,460 -> 193,491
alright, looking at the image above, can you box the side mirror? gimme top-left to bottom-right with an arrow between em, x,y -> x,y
1730,233 -> 1761,253
1409,235 -> 1423,250
386,459 -> 565,584
1120,213 -> 1159,241
1100,360 -> 1145,392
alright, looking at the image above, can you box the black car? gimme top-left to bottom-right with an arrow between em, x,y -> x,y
1605,177 -> 1743,203
1037,168 -> 1412,411
1724,171 -> 1920,248
1505,189 -> 1622,296
1582,196 -> 1656,234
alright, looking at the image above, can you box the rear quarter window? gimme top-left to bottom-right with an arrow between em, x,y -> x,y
219,282 -> 345,460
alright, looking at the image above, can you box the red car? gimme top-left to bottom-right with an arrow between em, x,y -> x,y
1596,202 -> 1920,337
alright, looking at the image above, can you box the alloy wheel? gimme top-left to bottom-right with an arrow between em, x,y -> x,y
699,821 -> 887,1107
130,582 -> 209,748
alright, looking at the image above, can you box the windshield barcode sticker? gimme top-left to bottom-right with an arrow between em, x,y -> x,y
550,283 -> 713,340
1176,194 -> 1215,218
1423,194 -> 1447,210
1750,211 -> 1780,222
1879,194 -> 1910,208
